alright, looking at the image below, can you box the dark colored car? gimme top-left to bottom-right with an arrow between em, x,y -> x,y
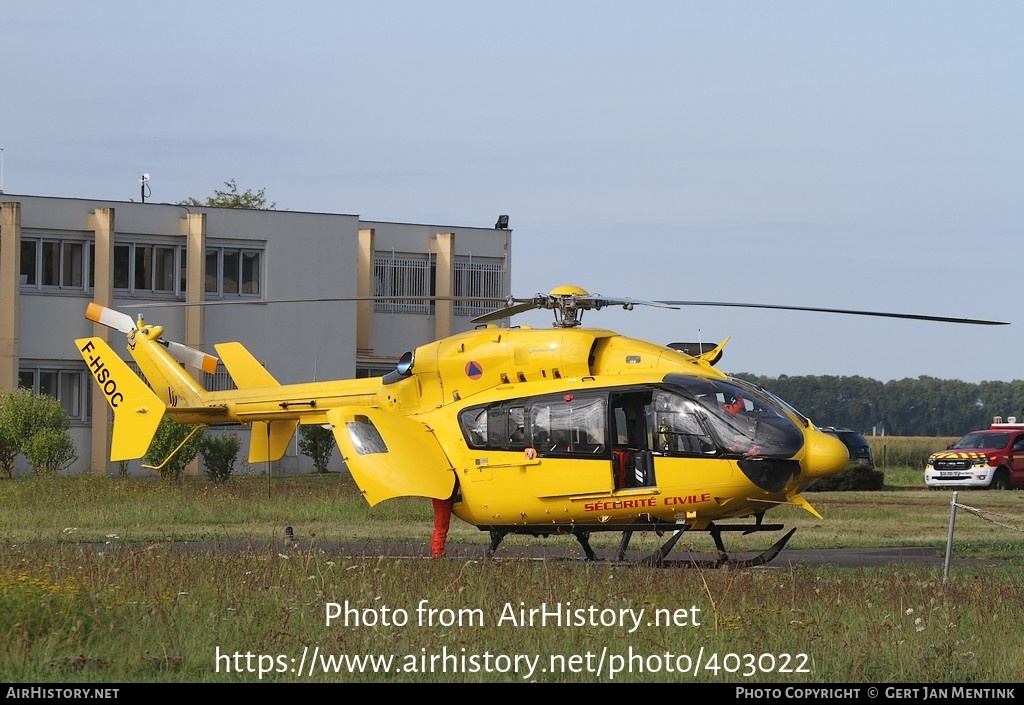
820,427 -> 875,468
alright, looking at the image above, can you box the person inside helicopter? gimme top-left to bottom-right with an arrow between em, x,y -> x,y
718,393 -> 762,456
654,376 -> 804,459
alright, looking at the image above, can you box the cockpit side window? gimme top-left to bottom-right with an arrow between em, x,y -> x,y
459,407 -> 489,449
660,375 -> 804,458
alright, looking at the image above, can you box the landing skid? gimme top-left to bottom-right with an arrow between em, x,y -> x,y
647,526 -> 797,569
482,521 -> 797,568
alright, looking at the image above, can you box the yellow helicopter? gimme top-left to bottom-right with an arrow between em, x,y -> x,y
75,285 -> 1008,567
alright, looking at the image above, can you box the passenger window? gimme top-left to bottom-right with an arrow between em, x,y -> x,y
459,407 -> 489,449
529,396 -> 606,456
507,406 -> 526,449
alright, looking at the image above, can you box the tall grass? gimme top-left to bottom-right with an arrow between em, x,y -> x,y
870,436 -> 958,470
1,543 -> 1021,683
0,470 -> 1020,554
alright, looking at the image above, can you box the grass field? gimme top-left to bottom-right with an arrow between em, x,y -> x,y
2,469 -> 1022,683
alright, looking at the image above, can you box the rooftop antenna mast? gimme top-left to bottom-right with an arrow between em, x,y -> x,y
140,173 -> 151,203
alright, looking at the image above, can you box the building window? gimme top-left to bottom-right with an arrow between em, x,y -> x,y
356,364 -> 397,379
113,244 -> 130,289
20,241 -> 36,286
454,256 -> 505,317
19,236 -> 89,292
206,246 -> 262,298
22,235 -> 263,300
241,251 -> 260,295
374,253 -> 432,314
18,365 -> 91,423
203,368 -> 237,392
122,242 -> 183,295
21,235 -> 192,297
131,244 -> 177,293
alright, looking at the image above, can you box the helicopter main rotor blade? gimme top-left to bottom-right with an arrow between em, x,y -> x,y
114,291 -> 1008,326
471,301 -> 541,324
584,296 -> 680,311
121,295 -> 510,309
655,300 -> 1009,326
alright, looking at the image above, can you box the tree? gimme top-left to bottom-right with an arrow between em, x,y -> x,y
145,417 -> 206,481
179,178 -> 276,210
298,424 -> 335,473
0,389 -> 76,478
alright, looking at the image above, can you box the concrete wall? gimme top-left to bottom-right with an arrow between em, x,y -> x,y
363,220 -> 511,357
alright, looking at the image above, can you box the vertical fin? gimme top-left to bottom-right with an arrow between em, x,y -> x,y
213,342 -> 297,461
214,342 -> 280,387
76,337 -> 167,461
249,420 -> 299,463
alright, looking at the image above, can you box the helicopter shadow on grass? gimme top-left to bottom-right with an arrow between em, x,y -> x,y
327,540 -> 1002,569
132,538 -> 1004,570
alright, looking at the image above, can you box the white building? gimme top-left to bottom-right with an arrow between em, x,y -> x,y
0,194 -> 511,474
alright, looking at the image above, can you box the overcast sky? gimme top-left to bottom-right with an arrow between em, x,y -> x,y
3,2 -> 1021,384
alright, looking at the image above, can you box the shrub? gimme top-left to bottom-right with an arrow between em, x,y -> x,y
200,433 -> 241,483
0,409 -> 19,478
0,389 -> 74,478
298,424 -> 335,473
145,418 -> 205,481
22,428 -> 78,477
808,465 -> 885,491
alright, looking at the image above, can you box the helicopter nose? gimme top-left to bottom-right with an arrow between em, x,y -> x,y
802,429 -> 851,479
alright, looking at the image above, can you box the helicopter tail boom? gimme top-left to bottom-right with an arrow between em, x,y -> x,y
123,322 -> 210,409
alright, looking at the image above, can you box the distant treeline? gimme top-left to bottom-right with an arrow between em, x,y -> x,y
730,373 -> 1024,437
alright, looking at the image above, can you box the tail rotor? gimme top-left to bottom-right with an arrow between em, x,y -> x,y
85,302 -> 218,373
